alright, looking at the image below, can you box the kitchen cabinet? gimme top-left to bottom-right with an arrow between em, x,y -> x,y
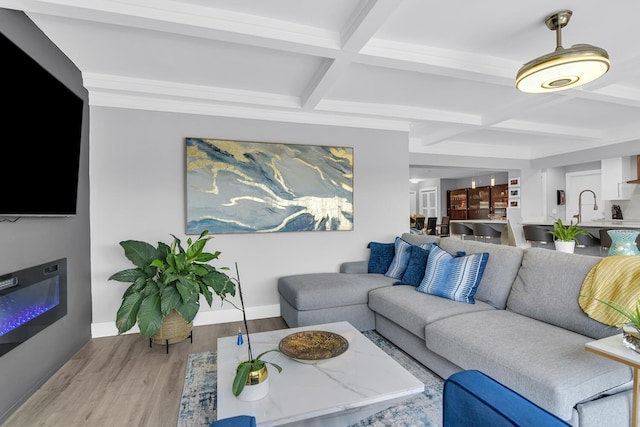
491,184 -> 509,219
467,186 -> 491,220
601,157 -> 633,200
447,188 -> 467,220
448,184 -> 509,220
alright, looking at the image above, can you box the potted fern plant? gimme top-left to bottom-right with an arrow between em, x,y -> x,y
109,230 -> 235,345
548,218 -> 591,253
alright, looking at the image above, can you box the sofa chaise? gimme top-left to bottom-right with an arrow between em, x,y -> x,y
277,233 -> 633,427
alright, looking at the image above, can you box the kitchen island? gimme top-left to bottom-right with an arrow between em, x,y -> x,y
520,220 -> 640,256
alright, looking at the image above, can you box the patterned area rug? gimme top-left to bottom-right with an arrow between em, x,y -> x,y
177,330 -> 444,427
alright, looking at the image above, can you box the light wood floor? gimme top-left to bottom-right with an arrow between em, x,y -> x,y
2,317 -> 288,427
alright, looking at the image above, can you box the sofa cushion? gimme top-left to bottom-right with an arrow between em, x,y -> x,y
278,273 -> 395,310
395,245 -> 431,287
416,244 -> 489,304
443,370 -> 571,427
425,309 -> 632,421
368,285 -> 495,339
385,237 -> 412,279
400,232 -> 440,246
439,237 -> 523,309
506,248 -> 615,340
367,241 -> 395,274
385,237 -> 432,280
339,260 -> 368,274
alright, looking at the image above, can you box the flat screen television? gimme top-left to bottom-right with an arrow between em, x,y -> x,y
0,31 -> 83,217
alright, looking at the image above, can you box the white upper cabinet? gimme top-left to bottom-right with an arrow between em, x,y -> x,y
601,157 -> 633,200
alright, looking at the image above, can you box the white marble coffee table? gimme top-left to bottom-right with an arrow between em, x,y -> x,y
217,321 -> 425,426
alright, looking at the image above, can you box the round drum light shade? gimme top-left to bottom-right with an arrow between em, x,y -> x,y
516,44 -> 610,93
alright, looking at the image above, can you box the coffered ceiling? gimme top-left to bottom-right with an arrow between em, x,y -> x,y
4,1 -> 640,179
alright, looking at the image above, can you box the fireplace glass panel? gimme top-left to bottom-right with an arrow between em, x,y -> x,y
1,277 -> 60,335
0,258 -> 67,356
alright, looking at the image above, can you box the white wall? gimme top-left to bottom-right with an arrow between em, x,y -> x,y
89,107 -> 409,336
519,167 -> 546,223
608,185 -> 640,219
544,167 -> 567,221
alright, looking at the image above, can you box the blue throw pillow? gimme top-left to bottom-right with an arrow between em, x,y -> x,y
367,241 -> 396,274
385,237 -> 431,280
394,244 -> 432,287
416,244 -> 489,304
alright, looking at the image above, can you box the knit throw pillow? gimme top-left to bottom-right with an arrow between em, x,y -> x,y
367,241 -> 396,274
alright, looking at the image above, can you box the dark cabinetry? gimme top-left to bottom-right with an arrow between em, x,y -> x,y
447,184 -> 508,220
447,188 -> 468,220
491,184 -> 509,219
467,187 -> 491,219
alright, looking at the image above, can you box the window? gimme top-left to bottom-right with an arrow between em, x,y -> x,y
420,188 -> 437,218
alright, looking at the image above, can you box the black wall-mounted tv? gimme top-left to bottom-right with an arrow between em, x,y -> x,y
0,31 -> 83,217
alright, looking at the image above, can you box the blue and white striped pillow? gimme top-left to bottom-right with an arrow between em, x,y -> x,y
416,244 -> 489,304
385,237 -> 430,280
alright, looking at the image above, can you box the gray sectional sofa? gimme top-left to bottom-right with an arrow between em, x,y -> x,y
277,233 -> 633,427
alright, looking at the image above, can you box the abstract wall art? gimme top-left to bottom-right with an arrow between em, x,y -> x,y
186,138 -> 353,234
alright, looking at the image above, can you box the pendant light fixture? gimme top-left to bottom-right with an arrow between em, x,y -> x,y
490,175 -> 495,187
471,177 -> 476,189
516,10 -> 610,93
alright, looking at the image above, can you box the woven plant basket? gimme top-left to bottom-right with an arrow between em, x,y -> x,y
151,310 -> 193,345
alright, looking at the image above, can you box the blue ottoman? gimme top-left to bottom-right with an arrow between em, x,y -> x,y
210,415 -> 256,427
443,370 -> 571,427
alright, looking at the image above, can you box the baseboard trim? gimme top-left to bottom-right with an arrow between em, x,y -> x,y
91,304 -> 281,338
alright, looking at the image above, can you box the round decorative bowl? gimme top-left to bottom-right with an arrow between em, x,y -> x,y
279,330 -> 349,363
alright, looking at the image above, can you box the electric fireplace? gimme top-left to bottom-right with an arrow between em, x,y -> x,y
0,258 -> 67,356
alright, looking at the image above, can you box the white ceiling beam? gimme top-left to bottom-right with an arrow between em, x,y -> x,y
88,90 -> 411,132
315,99 -> 481,124
301,0 -> 402,109
17,0 -> 343,56
494,120 -> 603,139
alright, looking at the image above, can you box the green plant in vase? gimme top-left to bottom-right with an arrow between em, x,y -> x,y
109,230 -> 236,339
548,218 -> 592,253
548,218 -> 591,242
231,264 -> 282,398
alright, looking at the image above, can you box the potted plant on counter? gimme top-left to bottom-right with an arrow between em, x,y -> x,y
109,230 -> 236,346
548,218 -> 591,253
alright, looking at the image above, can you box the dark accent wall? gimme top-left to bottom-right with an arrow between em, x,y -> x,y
0,9 -> 92,423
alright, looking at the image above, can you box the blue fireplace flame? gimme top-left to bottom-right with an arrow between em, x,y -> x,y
1,298 -> 57,336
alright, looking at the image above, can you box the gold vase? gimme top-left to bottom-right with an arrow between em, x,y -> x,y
237,365 -> 269,401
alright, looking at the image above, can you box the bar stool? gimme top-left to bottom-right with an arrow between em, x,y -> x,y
450,222 -> 474,240
472,223 -> 502,244
599,229 -> 612,256
426,217 -> 438,235
438,216 -> 450,237
575,232 -> 601,248
523,225 -> 554,248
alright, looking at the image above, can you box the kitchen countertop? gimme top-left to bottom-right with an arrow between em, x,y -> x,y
450,219 -> 507,224
522,220 -> 640,229
581,220 -> 640,228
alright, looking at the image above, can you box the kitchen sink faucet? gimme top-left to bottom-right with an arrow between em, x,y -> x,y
573,190 -> 599,224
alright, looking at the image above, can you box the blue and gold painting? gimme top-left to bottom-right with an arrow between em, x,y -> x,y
186,138 -> 353,234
